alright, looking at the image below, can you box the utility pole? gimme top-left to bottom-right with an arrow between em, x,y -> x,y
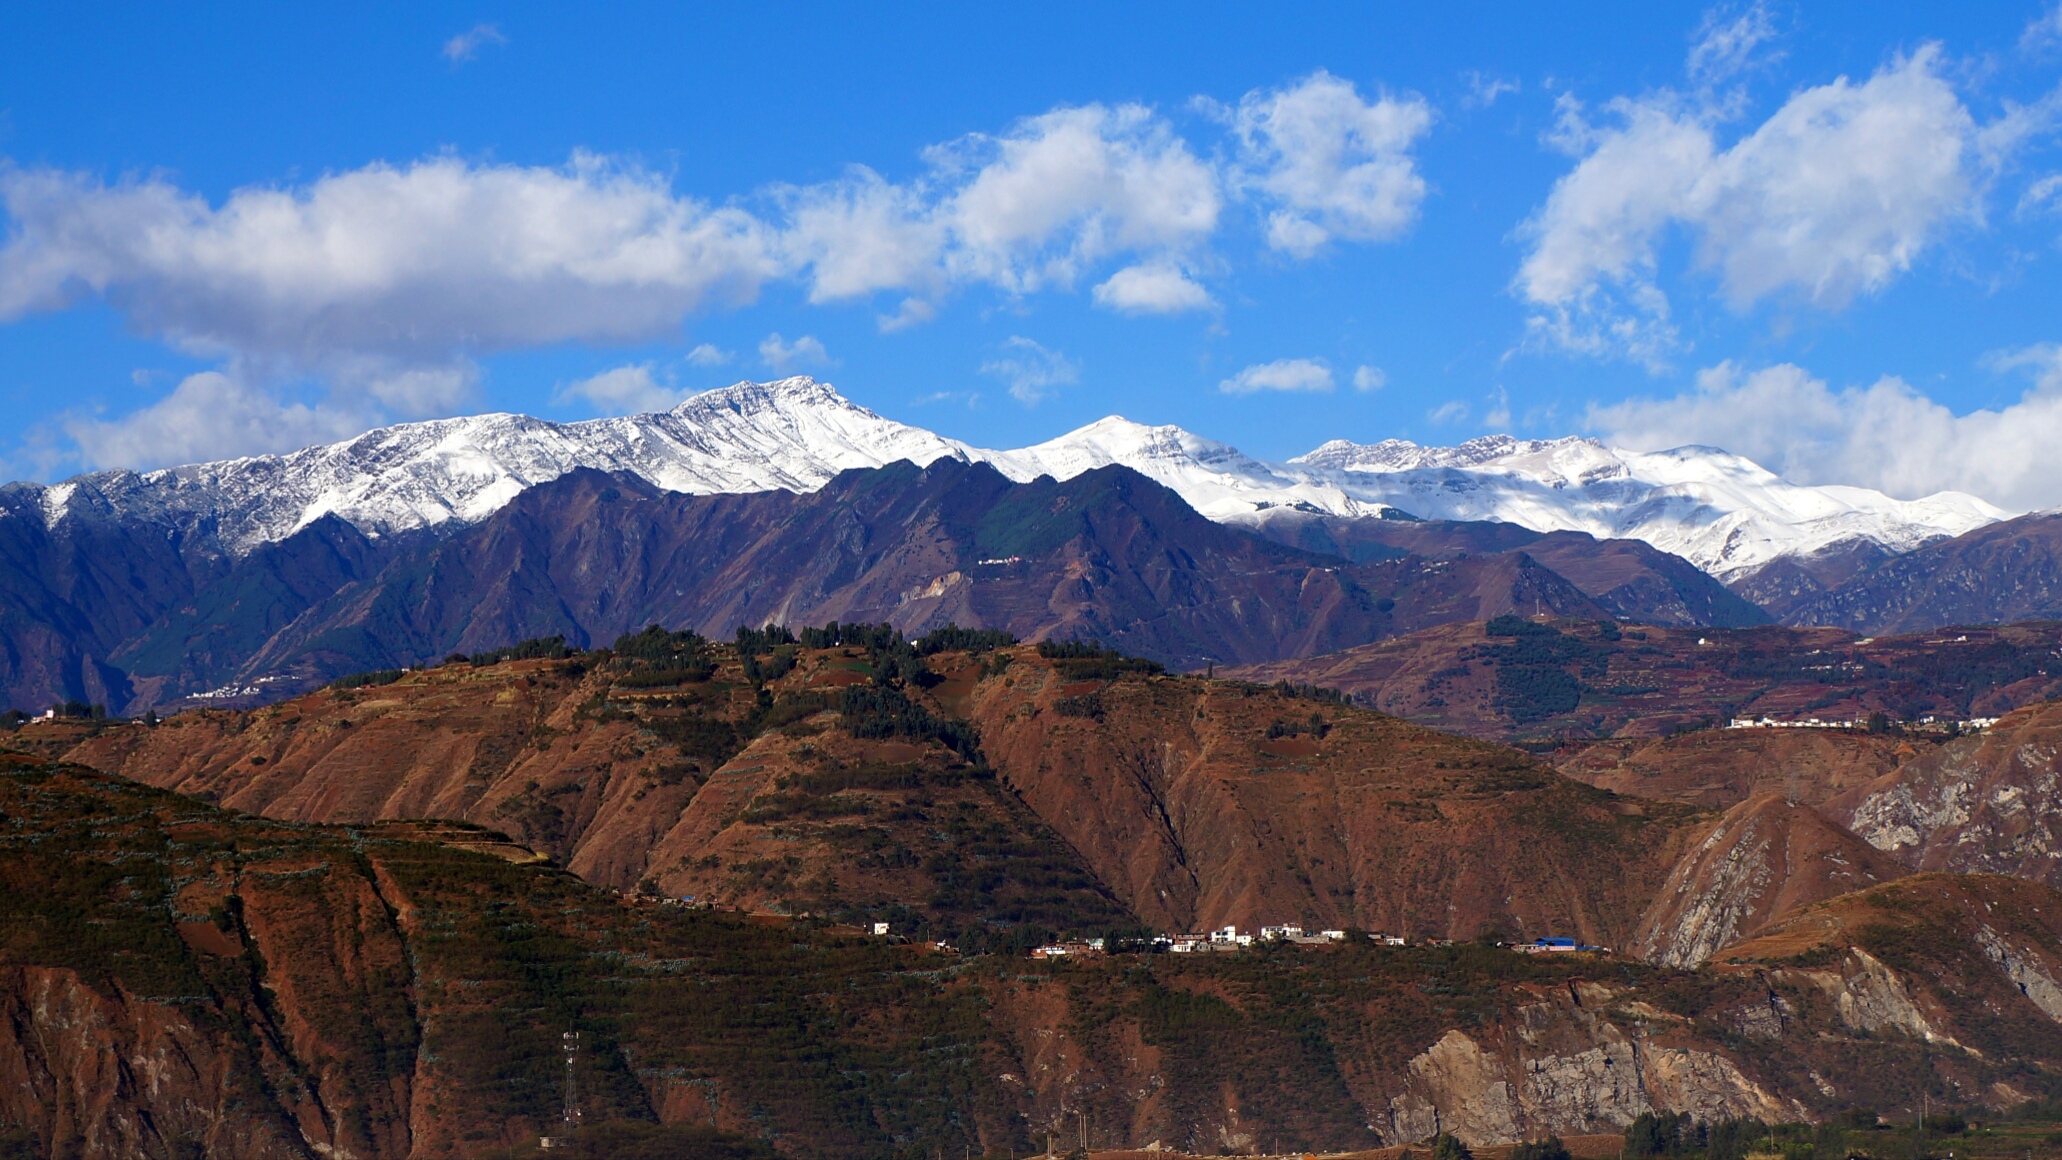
561,1030 -> 582,1139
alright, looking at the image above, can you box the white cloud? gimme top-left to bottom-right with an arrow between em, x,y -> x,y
778,168 -> 947,302
780,104 -> 1221,306
63,371 -> 367,471
979,336 -> 1079,404
685,342 -> 731,366
1687,4 -> 1777,83
759,333 -> 832,373
0,157 -> 777,369
1219,358 -> 1334,395
1233,71 -> 1434,257
2021,173 -> 2062,221
1589,355 -> 2062,510
1353,365 -> 1386,391
2023,4 -> 2062,51
1092,262 -> 1211,314
936,104 -> 1222,292
554,364 -> 683,415
1518,47 -> 1980,363
876,297 -> 938,332
1462,72 -> 1519,110
442,23 -> 508,63
1428,400 -> 1469,424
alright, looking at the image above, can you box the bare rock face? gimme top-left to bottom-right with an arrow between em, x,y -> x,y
1632,795 -> 1907,968
1385,987 -> 1800,1146
0,967 -> 312,1160
1826,701 -> 2062,886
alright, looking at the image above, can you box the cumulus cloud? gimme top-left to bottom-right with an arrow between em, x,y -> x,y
63,371 -> 367,471
1092,262 -> 1211,314
759,333 -> 832,373
1518,47 -> 1980,363
1589,355 -> 2062,510
979,336 -> 1079,404
1233,71 -> 1434,257
779,103 -> 1221,308
442,23 -> 508,64
554,364 -> 683,415
685,342 -> 731,366
0,157 -> 777,369
1353,365 -> 1386,391
1219,358 -> 1334,395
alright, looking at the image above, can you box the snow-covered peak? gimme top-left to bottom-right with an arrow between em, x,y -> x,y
12,378 -> 2012,583
1284,434 -> 2010,580
31,377 -> 974,556
975,417 -> 1393,521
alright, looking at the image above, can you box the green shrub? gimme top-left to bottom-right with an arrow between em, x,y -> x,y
468,635 -> 573,666
1510,1137 -> 1569,1160
328,669 -> 405,691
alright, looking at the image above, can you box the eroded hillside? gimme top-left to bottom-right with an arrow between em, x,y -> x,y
10,756 -> 2062,1159
55,629 -> 1710,946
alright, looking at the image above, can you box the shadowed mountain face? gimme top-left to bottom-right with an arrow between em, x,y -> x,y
1254,513 -> 1772,628
6,460 -> 1692,714
1766,513 -> 2062,633
225,461 -> 1611,687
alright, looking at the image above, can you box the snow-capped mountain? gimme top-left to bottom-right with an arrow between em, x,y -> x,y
19,378 -> 976,556
9,377 -> 2007,581
1287,435 -> 2008,580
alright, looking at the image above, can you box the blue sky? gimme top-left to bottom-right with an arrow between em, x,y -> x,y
3,3 -> 2062,507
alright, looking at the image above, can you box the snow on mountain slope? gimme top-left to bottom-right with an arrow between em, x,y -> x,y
979,417 -> 1394,522
1289,435 -> 2008,581
22,378 -> 975,555
11,378 -> 2007,582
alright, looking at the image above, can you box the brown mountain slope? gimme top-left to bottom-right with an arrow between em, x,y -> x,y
1222,618 -> 2062,743
17,754 -> 2062,1157
56,639 -> 1709,947
1630,794 -> 1907,968
1554,728 -> 1921,811
960,652 -> 1708,944
60,644 -> 1136,945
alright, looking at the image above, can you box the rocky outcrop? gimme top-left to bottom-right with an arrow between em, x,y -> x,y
1632,795 -> 1905,967
1826,702 -> 2062,887
1385,987 -> 1801,1146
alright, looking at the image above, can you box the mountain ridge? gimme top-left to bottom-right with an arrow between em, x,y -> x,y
8,376 -> 2002,581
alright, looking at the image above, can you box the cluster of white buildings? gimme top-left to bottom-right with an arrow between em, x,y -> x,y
1032,924 -> 1422,958
1726,714 -> 1999,732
